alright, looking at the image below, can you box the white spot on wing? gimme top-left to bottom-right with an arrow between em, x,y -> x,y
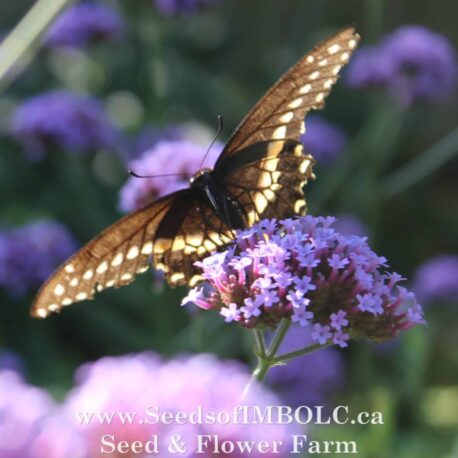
299,84 -> 312,94
332,65 -> 342,75
96,261 -> 108,274
141,242 -> 153,255
111,253 -> 123,267
328,44 -> 340,54
76,292 -> 87,301
288,98 -> 303,109
323,79 -> 333,89
306,55 -> 314,63
83,270 -> 93,280
65,264 -> 75,273
279,112 -> 294,123
272,126 -> 287,140
36,308 -> 47,318
127,246 -> 139,260
341,52 -> 350,62
62,298 -> 72,306
54,284 -> 65,296
309,71 -> 320,80
349,39 -> 357,49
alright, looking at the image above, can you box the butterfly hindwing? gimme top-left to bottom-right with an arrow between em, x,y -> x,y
31,192 -> 187,318
218,27 -> 359,160
153,194 -> 234,287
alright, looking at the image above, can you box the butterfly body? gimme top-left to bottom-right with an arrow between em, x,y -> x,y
31,27 -> 360,318
190,168 -> 246,230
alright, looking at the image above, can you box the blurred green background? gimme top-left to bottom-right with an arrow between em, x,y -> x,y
0,1 -> 457,457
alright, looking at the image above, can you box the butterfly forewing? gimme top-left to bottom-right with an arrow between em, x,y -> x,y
218,27 -> 359,160
31,192 -> 186,318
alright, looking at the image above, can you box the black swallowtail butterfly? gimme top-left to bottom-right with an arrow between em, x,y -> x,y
32,27 -> 359,318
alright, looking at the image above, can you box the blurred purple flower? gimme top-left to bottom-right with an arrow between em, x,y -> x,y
119,139 -> 222,212
63,352 -> 294,456
45,3 -> 124,48
0,350 -> 24,374
131,124 -> 184,158
333,215 -> 368,237
346,26 -> 457,105
301,115 -> 347,165
154,0 -> 219,15
267,326 -> 344,407
186,216 -> 425,343
11,90 -> 120,159
0,370 -> 84,457
413,255 -> 458,304
0,220 -> 77,296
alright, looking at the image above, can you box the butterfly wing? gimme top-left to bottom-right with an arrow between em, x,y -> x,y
216,27 -> 359,161
31,189 -> 237,317
31,191 -> 187,318
214,140 -> 315,226
153,195 -> 234,287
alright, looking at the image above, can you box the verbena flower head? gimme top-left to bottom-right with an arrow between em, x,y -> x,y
154,0 -> 219,15
183,216 -> 425,344
346,26 -> 457,105
10,90 -> 120,159
0,220 -> 76,296
267,326 -> 344,407
63,352 -> 293,456
301,115 -> 347,165
45,3 -> 124,48
413,255 -> 458,304
0,370 -> 84,457
119,139 -> 222,212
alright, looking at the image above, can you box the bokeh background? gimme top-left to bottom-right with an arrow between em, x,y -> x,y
0,1 -> 457,457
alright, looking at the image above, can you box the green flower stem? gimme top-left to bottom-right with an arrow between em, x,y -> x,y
253,329 -> 267,358
382,127 -> 458,199
272,342 -> 330,364
0,0 -> 74,87
243,320 -> 292,398
266,319 -> 291,360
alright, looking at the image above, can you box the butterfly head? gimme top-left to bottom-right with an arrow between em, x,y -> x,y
189,168 -> 213,189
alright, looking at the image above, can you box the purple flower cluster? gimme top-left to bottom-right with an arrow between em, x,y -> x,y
346,26 -> 457,105
45,3 -> 125,48
154,0 -> 219,15
0,220 -> 76,296
119,139 -> 222,212
267,326 -> 344,407
63,353 -> 293,455
183,216 -> 425,344
0,370 -> 84,457
301,116 -> 347,165
10,90 -> 120,159
413,255 -> 458,304
1,353 -> 297,456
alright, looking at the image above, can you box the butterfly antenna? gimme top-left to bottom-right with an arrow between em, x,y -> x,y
128,170 -> 187,179
199,115 -> 223,170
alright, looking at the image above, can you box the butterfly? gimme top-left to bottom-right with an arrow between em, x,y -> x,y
31,27 -> 359,318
